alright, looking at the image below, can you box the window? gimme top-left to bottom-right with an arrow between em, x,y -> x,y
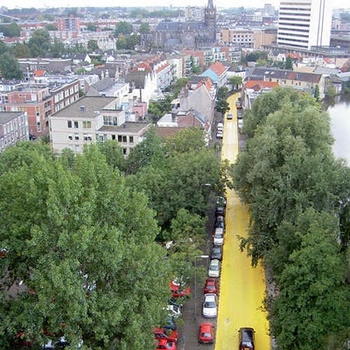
83,121 -> 91,129
74,121 -> 79,128
118,135 -> 122,142
67,120 -> 72,128
84,134 -> 93,141
68,135 -> 73,140
112,134 -> 116,140
123,148 -> 127,155
74,134 -> 79,140
103,115 -> 117,126
129,136 -> 134,143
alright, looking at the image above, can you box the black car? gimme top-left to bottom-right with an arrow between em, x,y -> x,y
216,196 -> 227,207
239,327 -> 255,350
211,245 -> 223,260
215,215 -> 224,229
215,206 -> 225,216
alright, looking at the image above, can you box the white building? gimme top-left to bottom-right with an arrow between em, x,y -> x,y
0,111 -> 29,151
49,96 -> 150,155
277,0 -> 332,50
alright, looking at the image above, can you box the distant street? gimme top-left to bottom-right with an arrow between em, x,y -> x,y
214,93 -> 271,350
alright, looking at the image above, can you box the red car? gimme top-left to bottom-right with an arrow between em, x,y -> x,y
154,327 -> 178,343
156,339 -> 177,350
204,278 -> 218,294
170,281 -> 191,298
198,322 -> 215,344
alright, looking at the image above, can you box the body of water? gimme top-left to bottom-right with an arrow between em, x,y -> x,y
326,94 -> 350,166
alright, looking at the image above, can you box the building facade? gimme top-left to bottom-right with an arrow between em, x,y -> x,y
277,0 -> 332,50
0,111 -> 29,151
154,0 -> 216,49
49,96 -> 150,155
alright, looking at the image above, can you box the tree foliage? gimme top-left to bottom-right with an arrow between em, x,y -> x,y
114,21 -> 133,37
28,28 -> 51,57
270,209 -> 350,350
0,143 -> 170,349
0,52 -> 23,79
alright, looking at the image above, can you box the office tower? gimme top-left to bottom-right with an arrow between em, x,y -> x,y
277,0 -> 332,50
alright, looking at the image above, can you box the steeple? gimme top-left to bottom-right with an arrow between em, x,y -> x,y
207,0 -> 214,9
204,0 -> 216,41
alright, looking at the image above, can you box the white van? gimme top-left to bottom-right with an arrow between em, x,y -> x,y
208,259 -> 220,278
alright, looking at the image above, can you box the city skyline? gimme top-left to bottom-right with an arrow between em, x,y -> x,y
3,0 -> 350,10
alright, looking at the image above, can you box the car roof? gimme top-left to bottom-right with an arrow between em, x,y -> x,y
210,259 -> 219,265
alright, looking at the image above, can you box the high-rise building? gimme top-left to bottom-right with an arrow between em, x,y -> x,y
277,0 -> 332,50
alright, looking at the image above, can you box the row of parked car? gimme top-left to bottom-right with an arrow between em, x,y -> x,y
197,196 -> 227,345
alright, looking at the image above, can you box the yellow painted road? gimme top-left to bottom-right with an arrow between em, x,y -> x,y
215,94 -> 271,350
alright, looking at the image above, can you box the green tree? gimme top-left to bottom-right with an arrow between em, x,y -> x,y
0,41 -> 8,55
50,38 -> 66,58
114,21 -> 133,37
270,209 -> 350,350
45,23 -> 57,31
28,28 -> 51,57
0,23 -> 20,37
0,143 -> 170,348
228,76 -> 242,90
232,88 -> 342,263
285,56 -> 293,70
87,23 -> 97,32
314,84 -> 320,101
139,22 -> 151,34
215,99 -> 230,115
190,56 -> 201,75
97,140 -> 126,172
87,39 -> 99,52
0,52 -> 23,79
13,43 -> 32,58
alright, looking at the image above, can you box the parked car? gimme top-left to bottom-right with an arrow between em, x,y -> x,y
170,280 -> 191,298
215,206 -> 225,216
202,293 -> 217,318
226,113 -> 233,120
216,130 -> 223,139
42,337 -> 83,349
217,121 -> 224,131
164,304 -> 181,318
239,327 -> 255,350
215,215 -> 224,229
237,109 -> 243,119
213,228 -> 224,246
154,327 -> 178,343
208,259 -> 220,278
198,322 -> 215,344
216,196 -> 226,207
156,338 -> 177,350
204,278 -> 218,294
163,316 -> 177,331
238,119 -> 244,132
211,245 -> 223,260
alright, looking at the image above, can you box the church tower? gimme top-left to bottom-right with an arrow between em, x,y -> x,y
204,0 -> 216,42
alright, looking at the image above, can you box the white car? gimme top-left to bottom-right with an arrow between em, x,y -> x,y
208,259 -> 220,278
213,227 -> 224,245
202,293 -> 217,318
216,130 -> 223,139
164,304 -> 182,318
217,122 -> 224,131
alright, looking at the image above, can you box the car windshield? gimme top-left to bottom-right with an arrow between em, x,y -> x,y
202,332 -> 211,337
204,301 -> 216,308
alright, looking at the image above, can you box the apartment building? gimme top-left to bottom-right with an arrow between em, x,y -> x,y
277,0 -> 332,50
49,96 -> 150,155
0,111 -> 29,151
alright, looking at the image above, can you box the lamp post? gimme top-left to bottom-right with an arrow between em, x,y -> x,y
194,255 -> 209,320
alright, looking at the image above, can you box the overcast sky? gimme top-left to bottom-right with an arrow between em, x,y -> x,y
4,0 -> 350,10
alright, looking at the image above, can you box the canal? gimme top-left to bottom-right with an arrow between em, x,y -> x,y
325,94 -> 350,165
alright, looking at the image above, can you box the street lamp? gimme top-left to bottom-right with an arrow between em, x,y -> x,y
194,255 -> 209,320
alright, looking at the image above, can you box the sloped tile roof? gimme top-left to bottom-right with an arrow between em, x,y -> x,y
209,61 -> 227,76
244,80 -> 279,91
